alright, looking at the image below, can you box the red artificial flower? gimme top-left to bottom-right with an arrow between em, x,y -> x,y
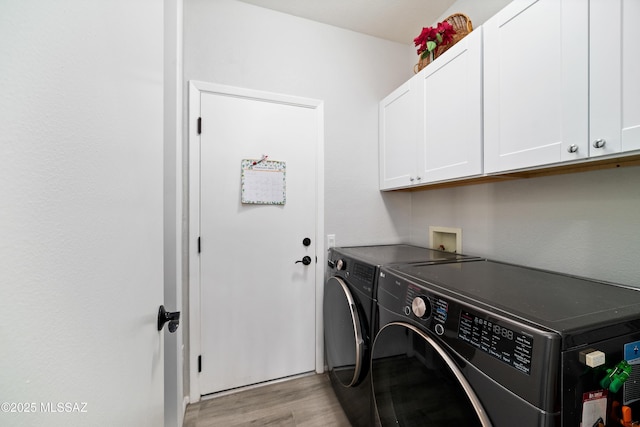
413,20 -> 457,57
437,21 -> 455,45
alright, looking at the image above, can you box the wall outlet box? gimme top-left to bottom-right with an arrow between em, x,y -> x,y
327,234 -> 336,248
429,226 -> 462,253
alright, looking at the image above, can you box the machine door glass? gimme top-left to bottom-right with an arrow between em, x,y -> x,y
371,322 -> 492,426
324,276 -> 369,387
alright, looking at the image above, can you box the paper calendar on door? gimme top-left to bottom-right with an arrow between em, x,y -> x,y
241,159 -> 286,205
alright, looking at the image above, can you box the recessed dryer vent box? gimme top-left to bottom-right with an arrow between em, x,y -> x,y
429,226 -> 462,253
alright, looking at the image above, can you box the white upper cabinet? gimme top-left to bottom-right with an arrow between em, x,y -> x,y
381,0 -> 640,190
589,0 -> 640,157
379,76 -> 420,190
379,27 -> 483,190
483,0 -> 589,173
416,27 -> 483,183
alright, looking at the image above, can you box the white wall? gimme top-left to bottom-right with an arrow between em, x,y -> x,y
183,0 -> 414,247
409,167 -> 640,286
436,0 -> 511,26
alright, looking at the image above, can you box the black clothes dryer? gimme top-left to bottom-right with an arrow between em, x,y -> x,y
372,260 -> 640,426
323,244 -> 481,427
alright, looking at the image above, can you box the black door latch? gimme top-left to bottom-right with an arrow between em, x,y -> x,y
158,305 -> 180,333
295,256 -> 312,265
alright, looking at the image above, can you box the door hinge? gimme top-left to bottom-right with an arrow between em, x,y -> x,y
197,117 -> 202,135
198,355 -> 202,373
197,237 -> 201,253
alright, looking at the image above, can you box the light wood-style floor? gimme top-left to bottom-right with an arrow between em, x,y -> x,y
183,373 -> 352,427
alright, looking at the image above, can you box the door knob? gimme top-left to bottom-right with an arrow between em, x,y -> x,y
295,256 -> 312,265
158,305 -> 180,332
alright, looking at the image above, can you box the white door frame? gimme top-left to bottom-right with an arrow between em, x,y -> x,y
188,81 -> 325,402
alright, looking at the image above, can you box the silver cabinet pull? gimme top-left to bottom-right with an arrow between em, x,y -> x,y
593,138 -> 606,148
567,144 -> 579,153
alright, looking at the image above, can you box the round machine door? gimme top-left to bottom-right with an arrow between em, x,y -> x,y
323,276 -> 369,387
371,322 -> 492,426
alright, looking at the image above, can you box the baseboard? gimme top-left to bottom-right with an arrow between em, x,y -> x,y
182,395 -> 189,421
200,371 -> 317,401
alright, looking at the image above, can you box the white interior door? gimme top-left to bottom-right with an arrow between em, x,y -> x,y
196,85 -> 322,395
0,1 -> 165,425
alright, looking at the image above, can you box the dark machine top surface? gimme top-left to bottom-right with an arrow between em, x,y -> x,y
387,260 -> 640,334
333,244 -> 480,267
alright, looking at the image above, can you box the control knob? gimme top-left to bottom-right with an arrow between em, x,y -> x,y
335,259 -> 346,271
411,296 -> 431,319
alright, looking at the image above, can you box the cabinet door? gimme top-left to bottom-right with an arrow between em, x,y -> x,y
379,77 -> 419,190
590,0 -> 640,157
483,0 -> 588,173
417,27 -> 483,183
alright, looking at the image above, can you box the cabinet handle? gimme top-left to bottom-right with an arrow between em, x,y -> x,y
409,177 -> 415,182
567,144 -> 579,153
416,176 -> 422,181
593,139 -> 606,149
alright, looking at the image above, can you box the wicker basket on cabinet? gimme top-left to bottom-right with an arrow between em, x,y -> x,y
414,13 -> 473,73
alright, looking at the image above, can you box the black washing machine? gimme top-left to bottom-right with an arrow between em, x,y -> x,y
323,244 -> 481,427
372,260 -> 640,426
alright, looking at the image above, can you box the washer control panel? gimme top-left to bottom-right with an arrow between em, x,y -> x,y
377,265 -> 563,414
458,310 -> 533,375
402,283 -> 448,335
378,266 -> 544,378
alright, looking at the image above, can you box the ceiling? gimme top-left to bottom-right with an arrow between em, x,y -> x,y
237,0 -> 458,44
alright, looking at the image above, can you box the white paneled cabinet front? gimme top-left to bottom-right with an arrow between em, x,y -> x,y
379,77 -> 420,190
483,0 -> 589,173
379,28 -> 483,190
589,0 -> 640,158
416,27 -> 483,183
